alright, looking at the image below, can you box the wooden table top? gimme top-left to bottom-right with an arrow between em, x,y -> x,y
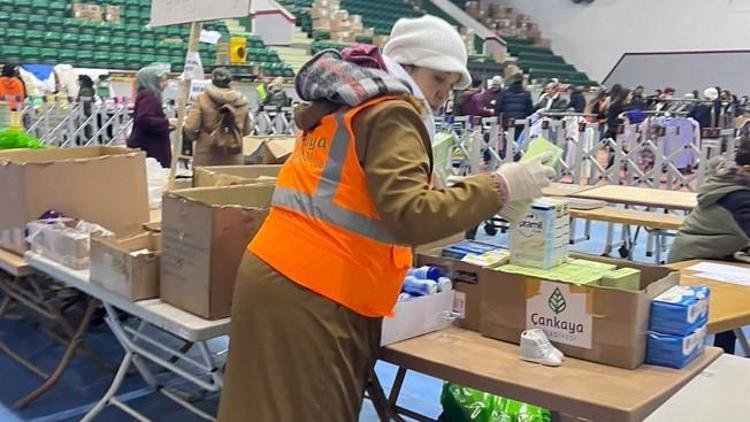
0,248 -> 33,278
381,328 -> 721,422
571,185 -> 697,211
570,207 -> 685,231
542,183 -> 598,197
670,260 -> 750,333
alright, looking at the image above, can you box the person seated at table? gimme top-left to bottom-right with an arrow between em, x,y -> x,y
669,136 -> 750,354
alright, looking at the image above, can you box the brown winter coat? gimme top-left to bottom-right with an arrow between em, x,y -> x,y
184,84 -> 252,167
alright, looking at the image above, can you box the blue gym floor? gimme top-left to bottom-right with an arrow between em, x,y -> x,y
0,221 -> 735,421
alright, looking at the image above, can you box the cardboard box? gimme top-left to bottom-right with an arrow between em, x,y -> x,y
381,290 -> 455,346
416,249 -> 487,331
193,165 -> 281,187
509,199 -> 569,269
243,136 -> 295,165
160,184 -> 274,319
90,232 -> 161,301
480,258 -> 679,369
0,147 -> 149,255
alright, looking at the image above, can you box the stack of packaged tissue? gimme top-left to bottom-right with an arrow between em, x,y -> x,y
646,285 -> 710,369
398,266 -> 454,302
509,199 -> 570,270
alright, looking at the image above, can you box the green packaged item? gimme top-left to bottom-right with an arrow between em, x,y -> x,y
440,382 -> 552,422
569,259 -> 617,272
522,137 -> 563,167
0,130 -> 47,150
600,268 -> 642,291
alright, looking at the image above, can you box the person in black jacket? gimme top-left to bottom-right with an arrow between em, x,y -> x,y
496,73 -> 533,127
567,86 -> 586,113
604,88 -> 630,139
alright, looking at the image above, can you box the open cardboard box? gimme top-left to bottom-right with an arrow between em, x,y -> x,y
90,232 -> 161,301
193,165 -> 281,187
381,290 -> 456,346
160,184 -> 274,320
480,254 -> 679,369
0,147 -> 149,254
243,136 -> 295,164
416,245 -> 509,331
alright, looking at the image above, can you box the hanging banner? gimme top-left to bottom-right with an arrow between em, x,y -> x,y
200,30 -> 223,45
150,0 -> 252,27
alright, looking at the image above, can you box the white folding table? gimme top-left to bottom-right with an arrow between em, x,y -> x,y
25,252 -> 230,421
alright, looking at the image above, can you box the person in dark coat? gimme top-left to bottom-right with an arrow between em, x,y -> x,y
127,66 -> 173,167
496,73 -> 533,126
604,88 -> 630,139
496,73 -> 533,143
567,86 -> 586,113
629,85 -> 647,110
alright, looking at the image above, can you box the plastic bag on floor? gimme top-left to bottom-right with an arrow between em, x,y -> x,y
440,382 -> 551,422
0,129 -> 46,150
145,157 -> 169,209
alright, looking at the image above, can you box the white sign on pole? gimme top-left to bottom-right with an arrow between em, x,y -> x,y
150,0 -> 252,27
200,30 -> 223,45
182,51 -> 205,80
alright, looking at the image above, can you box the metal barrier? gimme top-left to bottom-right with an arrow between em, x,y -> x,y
13,98 -> 298,147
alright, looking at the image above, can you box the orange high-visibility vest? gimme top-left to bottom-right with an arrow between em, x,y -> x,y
249,96 -> 413,317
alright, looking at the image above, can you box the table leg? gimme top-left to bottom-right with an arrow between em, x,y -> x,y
15,298 -> 98,409
80,351 -> 135,422
388,367 -> 407,406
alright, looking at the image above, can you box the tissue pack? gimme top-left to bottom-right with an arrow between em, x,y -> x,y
600,268 -> 642,291
646,325 -> 707,369
650,285 -> 710,336
510,199 -> 569,269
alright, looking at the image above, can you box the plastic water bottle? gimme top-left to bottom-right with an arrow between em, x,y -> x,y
408,266 -> 442,281
437,277 -> 453,293
403,276 -> 438,296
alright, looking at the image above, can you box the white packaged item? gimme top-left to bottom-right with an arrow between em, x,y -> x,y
145,157 -> 169,210
510,198 -> 569,269
27,219 -> 114,270
381,290 -> 455,346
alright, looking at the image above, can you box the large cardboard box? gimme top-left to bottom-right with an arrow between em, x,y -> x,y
160,184 -> 274,319
90,232 -> 161,301
243,136 -> 295,165
480,257 -> 679,369
416,249 -> 488,331
193,165 -> 281,187
0,147 -> 150,255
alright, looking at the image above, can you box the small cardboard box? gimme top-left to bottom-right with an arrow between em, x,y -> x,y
193,165 -> 281,187
480,257 -> 679,369
243,136 -> 295,165
160,184 -> 274,320
416,249 -> 489,331
90,232 -> 161,301
381,290 -> 455,346
0,147 -> 149,255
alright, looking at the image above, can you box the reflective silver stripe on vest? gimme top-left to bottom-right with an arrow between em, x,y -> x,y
271,110 -> 398,244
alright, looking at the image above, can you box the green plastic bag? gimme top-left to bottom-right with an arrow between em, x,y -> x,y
0,129 -> 46,150
440,382 -> 551,422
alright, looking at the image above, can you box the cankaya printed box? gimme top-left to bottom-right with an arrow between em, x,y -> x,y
481,256 -> 678,369
509,199 -> 569,269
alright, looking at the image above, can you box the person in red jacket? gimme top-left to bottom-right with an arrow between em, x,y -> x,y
126,66 -> 175,167
0,63 -> 27,110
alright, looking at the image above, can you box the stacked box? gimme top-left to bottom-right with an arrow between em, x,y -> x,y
646,285 -> 710,369
600,268 -> 642,291
509,199 -> 569,270
650,285 -> 710,336
647,326 -> 707,369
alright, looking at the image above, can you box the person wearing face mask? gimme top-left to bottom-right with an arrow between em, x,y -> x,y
217,15 -> 556,422
127,66 -> 175,167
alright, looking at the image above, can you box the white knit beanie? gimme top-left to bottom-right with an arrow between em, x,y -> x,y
384,15 -> 472,90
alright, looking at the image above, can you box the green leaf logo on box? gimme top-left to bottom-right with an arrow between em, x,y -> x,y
548,287 -> 566,314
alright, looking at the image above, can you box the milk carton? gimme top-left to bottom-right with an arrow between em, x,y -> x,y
650,285 -> 710,336
510,199 -> 569,269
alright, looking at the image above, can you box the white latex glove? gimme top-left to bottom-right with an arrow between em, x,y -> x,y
495,153 -> 556,202
499,200 -> 533,224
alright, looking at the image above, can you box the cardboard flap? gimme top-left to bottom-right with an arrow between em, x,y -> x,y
167,184 -> 274,209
